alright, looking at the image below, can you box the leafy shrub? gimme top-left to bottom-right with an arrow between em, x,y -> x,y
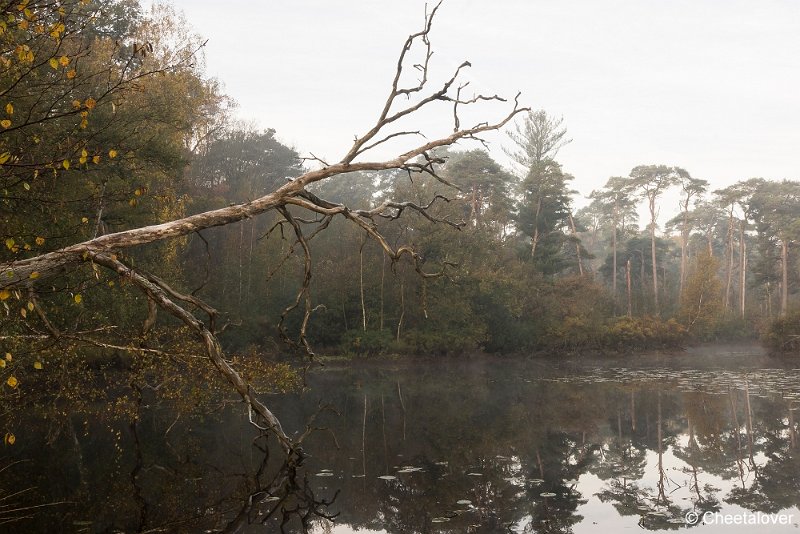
339,329 -> 397,356
762,312 -> 800,353
603,316 -> 686,350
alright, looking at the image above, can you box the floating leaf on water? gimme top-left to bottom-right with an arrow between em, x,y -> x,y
431,517 -> 450,523
528,478 -> 544,484
637,506 -> 650,511
378,475 -> 397,480
456,499 -> 472,505
539,492 -> 557,497
351,474 -> 366,478
466,472 -> 482,476
263,496 -> 280,502
315,472 -> 334,477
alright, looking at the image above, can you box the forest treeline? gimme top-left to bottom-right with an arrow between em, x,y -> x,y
1,0 -> 799,363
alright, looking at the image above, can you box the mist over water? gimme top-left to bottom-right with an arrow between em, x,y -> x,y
6,345 -> 800,533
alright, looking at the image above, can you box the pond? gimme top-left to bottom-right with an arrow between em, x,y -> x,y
4,344 -> 800,532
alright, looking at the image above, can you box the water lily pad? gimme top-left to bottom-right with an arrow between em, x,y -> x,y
378,475 -> 398,480
316,472 -> 334,477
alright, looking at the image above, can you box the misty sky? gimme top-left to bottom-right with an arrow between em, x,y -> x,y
167,0 -> 800,215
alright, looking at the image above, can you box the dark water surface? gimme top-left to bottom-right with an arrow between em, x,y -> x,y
6,344 -> 800,532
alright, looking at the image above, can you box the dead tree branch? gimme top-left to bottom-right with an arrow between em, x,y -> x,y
0,2 -> 529,452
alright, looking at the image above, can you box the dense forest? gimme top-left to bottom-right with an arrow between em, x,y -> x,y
2,0 -> 800,363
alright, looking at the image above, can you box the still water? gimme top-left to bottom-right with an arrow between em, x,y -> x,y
5,345 -> 800,532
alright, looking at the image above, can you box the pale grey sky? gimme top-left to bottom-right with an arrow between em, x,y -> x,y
166,0 -> 800,214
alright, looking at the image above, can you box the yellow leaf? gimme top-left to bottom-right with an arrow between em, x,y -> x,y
5,102 -> 12,115
1,119 -> 11,128
0,289 -> 9,300
5,238 -> 14,249
6,376 -> 16,388
17,19 -> 27,30
26,301 -> 33,311
80,119 -> 88,129
62,159 -> 70,169
107,281 -> 114,287
23,244 -> 30,250
72,99 -> 81,109
20,307 -> 26,318
49,57 -> 58,69
108,149 -> 117,159
4,433 -> 15,445
0,152 -> 9,164
33,361 -> 42,370
66,69 -> 76,79
79,156 -> 86,164
74,294 -> 82,304
129,198 -> 137,207
81,148 -> 88,158
35,236 -> 44,245
0,359 -> 5,368
22,182 -> 29,190
134,188 -> 141,196
29,271 -> 39,279
58,55 -> 69,66
84,97 -> 96,110
81,217 -> 89,224
92,155 -> 100,164
5,353 -> 11,361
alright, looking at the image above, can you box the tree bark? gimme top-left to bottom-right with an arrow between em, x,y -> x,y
359,232 -> 367,332
724,208 -> 735,310
626,259 -> 632,317
648,195 -> 659,312
568,210 -> 583,276
612,200 -> 618,312
739,221 -> 746,317
781,238 -> 789,316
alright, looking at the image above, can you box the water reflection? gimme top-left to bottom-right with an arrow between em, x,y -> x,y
5,351 -> 800,532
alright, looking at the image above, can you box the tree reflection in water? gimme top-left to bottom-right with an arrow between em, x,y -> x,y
5,353 -> 800,533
